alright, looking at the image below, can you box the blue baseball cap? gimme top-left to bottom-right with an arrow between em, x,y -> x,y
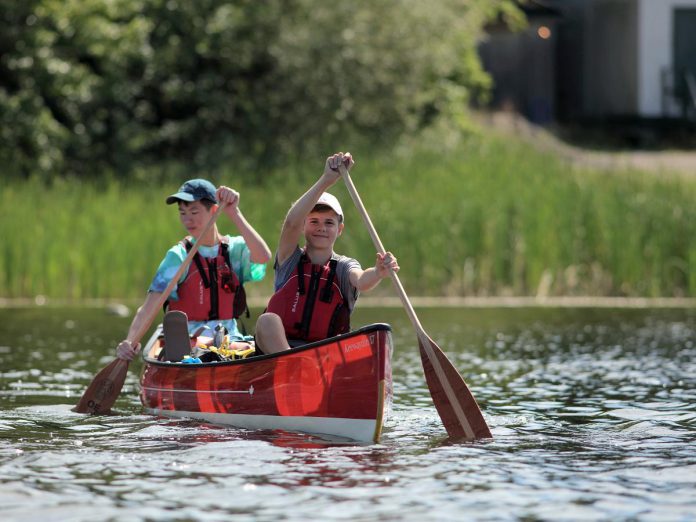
166,179 -> 218,204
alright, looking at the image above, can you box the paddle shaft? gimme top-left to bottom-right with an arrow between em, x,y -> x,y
339,164 -> 484,440
127,202 -> 227,347
338,166 -> 427,336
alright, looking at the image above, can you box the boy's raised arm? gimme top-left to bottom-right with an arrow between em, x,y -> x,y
276,152 -> 354,265
218,186 -> 272,264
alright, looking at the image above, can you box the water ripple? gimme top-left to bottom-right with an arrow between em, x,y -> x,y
1,307 -> 695,520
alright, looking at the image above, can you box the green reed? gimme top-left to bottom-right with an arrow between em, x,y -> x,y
3,132 -> 696,299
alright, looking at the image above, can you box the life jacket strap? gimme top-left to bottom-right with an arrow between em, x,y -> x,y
207,257 -> 219,320
186,240 -> 211,289
320,258 -> 338,303
296,254 -> 307,295
221,241 -> 248,319
295,264 -> 322,338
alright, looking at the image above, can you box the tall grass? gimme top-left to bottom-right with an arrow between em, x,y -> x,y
3,130 -> 696,299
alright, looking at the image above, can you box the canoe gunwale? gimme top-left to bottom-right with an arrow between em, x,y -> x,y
141,322 -> 393,368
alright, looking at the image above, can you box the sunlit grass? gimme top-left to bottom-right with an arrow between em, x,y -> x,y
3,130 -> 696,299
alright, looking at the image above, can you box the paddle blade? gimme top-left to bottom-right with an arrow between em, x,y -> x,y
418,336 -> 492,441
73,358 -> 129,415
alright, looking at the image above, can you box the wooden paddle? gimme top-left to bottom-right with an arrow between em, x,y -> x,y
73,203 -> 227,415
338,164 -> 492,440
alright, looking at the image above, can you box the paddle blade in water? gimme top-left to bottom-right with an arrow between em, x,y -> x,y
73,359 -> 129,414
418,336 -> 492,441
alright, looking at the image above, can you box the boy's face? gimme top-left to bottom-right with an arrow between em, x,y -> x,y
178,201 -> 214,236
304,210 -> 343,249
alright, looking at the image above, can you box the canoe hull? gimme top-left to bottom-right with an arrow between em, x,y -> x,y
139,324 -> 393,443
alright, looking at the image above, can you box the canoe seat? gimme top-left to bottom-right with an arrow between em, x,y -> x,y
163,311 -> 191,362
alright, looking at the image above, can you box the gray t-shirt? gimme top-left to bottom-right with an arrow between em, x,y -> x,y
274,247 -> 361,311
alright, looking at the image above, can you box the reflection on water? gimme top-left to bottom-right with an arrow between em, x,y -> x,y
1,306 -> 695,521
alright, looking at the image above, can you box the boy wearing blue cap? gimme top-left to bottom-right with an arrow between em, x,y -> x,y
116,180 -> 272,361
255,152 -> 398,354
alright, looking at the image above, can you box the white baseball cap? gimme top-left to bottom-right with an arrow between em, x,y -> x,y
315,192 -> 343,220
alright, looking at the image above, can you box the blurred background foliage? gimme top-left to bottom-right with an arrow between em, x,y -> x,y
3,1 -> 696,301
0,0 -> 523,180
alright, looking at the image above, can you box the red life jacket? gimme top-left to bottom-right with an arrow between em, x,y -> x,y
266,252 -> 350,342
167,237 -> 248,321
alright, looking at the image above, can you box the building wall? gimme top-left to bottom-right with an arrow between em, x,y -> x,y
480,0 -> 696,121
553,0 -> 587,120
478,17 -> 558,123
638,0 -> 696,117
584,0 -> 639,116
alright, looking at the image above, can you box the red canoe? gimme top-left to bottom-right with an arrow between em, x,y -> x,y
139,323 -> 393,443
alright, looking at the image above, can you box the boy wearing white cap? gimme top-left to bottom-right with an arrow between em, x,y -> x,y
257,152 -> 399,354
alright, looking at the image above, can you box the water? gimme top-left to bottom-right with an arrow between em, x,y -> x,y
1,306 -> 695,521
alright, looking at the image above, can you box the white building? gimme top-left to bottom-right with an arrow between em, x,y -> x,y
480,0 -> 696,123
584,0 -> 696,118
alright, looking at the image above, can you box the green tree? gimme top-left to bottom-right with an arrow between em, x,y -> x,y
0,0 -> 522,179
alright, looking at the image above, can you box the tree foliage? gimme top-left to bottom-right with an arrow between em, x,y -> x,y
0,0 -> 522,179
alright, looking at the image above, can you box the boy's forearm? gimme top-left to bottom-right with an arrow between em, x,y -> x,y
126,292 -> 163,342
355,267 -> 386,292
228,208 -> 272,263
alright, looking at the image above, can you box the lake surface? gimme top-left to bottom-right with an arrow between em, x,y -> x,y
1,305 -> 695,521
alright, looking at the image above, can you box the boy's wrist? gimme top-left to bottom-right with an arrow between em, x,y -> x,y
226,206 -> 242,218
320,171 -> 340,185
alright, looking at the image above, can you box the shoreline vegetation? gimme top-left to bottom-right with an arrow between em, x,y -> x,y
5,2 -> 695,303
3,120 -> 696,301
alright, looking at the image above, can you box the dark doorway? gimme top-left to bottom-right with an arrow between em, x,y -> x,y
673,8 -> 696,117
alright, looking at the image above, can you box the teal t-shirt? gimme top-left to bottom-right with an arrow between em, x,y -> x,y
149,235 -> 266,339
